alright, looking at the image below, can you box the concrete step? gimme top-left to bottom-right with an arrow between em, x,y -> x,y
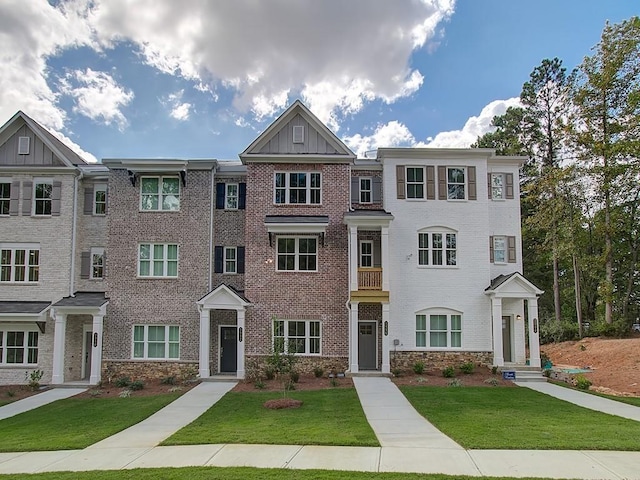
508,370 -> 547,383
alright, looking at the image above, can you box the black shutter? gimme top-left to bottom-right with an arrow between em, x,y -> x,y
372,177 -> 382,203
214,246 -> 223,273
84,187 -> 94,215
237,246 -> 245,274
80,252 -> 91,279
238,183 -> 246,210
216,183 -> 225,209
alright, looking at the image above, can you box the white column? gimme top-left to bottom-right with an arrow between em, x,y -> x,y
349,225 -> 359,291
199,309 -> 211,379
236,309 -> 246,379
491,297 -> 504,367
527,298 -> 541,368
349,302 -> 359,373
51,312 -> 67,384
381,226 -> 390,291
89,314 -> 104,385
381,303 -> 390,374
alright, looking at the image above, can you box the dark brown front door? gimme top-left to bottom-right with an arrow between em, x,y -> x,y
220,326 -> 237,373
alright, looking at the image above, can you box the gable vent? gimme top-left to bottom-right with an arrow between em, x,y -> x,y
292,125 -> 304,144
18,136 -> 30,155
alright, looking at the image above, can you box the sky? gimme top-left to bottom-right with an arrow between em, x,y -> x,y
0,1 -> 637,163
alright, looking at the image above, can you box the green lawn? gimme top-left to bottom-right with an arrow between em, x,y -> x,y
549,380 -> 640,407
164,389 -> 378,447
0,393 -> 181,452
400,386 -> 640,450
0,467 -> 559,480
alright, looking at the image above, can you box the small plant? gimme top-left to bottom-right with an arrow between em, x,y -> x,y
161,376 -> 177,385
115,376 -> 131,388
329,378 -> 339,387
129,380 -> 144,391
313,366 -> 324,378
25,369 -> 44,390
290,370 -> 300,383
575,375 -> 592,390
447,378 -> 462,387
413,361 -> 425,374
460,362 -> 475,374
285,380 -> 296,391
254,380 -> 266,390
5,390 -> 15,398
264,365 -> 276,380
89,389 -> 103,397
442,366 -> 455,378
392,368 -> 402,377
484,378 -> 499,386
491,366 -> 498,375
579,344 -> 587,351
119,389 -> 132,398
416,376 -> 427,384
169,386 -> 183,393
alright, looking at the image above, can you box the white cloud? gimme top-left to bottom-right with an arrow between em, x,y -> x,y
343,121 -> 416,157
59,68 -> 134,129
162,90 -> 192,121
46,128 -> 99,164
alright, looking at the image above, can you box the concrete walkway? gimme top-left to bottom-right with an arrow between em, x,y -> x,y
517,381 -> 640,422
0,388 -> 87,421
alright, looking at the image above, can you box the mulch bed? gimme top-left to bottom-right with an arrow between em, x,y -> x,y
392,367 -> 517,388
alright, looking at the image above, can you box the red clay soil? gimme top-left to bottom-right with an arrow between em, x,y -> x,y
542,337 -> 640,397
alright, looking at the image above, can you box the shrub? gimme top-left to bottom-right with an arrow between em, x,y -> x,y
129,380 -> 144,391
460,362 -> 475,374
5,390 -> 15,398
161,376 -> 177,385
575,375 -> 592,390
413,361 -> 425,374
313,366 -> 324,378
290,371 -> 300,383
491,366 -> 498,375
484,378 -> 499,386
169,386 -> 183,393
119,389 -> 132,398
416,376 -> 427,384
264,366 -> 276,380
254,380 -> 265,390
540,320 -> 579,344
447,378 -> 462,387
329,378 -> 339,387
25,369 -> 44,390
392,368 -> 402,377
442,366 -> 455,378
115,377 -> 131,388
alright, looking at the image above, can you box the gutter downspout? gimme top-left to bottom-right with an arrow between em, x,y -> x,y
69,170 -> 82,297
208,164 -> 217,292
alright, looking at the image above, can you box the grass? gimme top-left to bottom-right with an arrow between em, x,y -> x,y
549,380 -> 640,407
0,393 -> 181,452
164,389 -> 378,447
400,386 -> 640,450
0,467 -> 559,480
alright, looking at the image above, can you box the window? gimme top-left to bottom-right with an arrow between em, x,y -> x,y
0,244 -> 39,282
417,231 -> 456,266
91,247 -> 104,279
293,125 -> 305,143
416,313 -> 461,348
18,137 -> 30,155
225,183 -> 238,210
359,177 -> 372,203
491,173 -> 504,200
133,325 -> 179,359
0,329 -> 38,364
140,176 -> 180,211
224,247 -> 237,274
447,167 -> 465,200
406,167 -> 424,199
273,319 -> 320,355
274,172 -> 321,205
34,181 -> 52,215
138,243 -> 178,277
490,235 -> 516,263
0,181 -> 10,215
276,237 -> 317,271
360,240 -> 373,268
94,184 -> 107,215
493,236 -> 506,263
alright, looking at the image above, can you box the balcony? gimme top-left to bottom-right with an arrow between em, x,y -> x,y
358,268 -> 382,290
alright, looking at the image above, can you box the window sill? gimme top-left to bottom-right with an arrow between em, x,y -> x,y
0,281 -> 39,285
275,270 -> 318,274
136,276 -> 179,280
138,210 -> 181,213
273,203 -> 323,207
416,265 -> 458,269
0,364 -> 39,368
130,358 -> 181,362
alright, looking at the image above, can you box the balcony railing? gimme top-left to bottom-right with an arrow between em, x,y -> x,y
358,268 -> 382,290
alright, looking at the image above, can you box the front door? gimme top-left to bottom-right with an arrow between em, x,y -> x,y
358,321 -> 377,370
502,316 -> 512,362
220,326 -> 237,373
83,331 -> 92,380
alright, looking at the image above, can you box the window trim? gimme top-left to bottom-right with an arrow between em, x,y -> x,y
417,229 -> 457,268
359,240 -> 373,268
273,319 -> 321,355
132,325 -> 180,360
139,176 -> 181,212
359,177 -> 372,204
224,183 -> 239,210
0,179 -> 10,216
490,173 -> 505,201
415,310 -> 462,349
276,236 -> 318,272
94,184 -> 107,215
0,326 -> 39,365
273,172 -> 322,205
224,246 -> 237,274
90,247 -> 105,280
0,243 -> 40,283
492,236 -> 507,264
33,179 -> 53,216
446,167 -> 466,200
405,166 -> 425,200
138,243 -> 179,278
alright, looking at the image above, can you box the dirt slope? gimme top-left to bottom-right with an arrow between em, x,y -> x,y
541,337 -> 640,396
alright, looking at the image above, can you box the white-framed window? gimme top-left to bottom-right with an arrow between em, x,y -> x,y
417,230 -> 457,267
90,247 -> 104,279
140,176 -> 180,211
94,184 -> 107,215
133,325 -> 179,359
447,167 -> 466,200
138,243 -> 178,277
274,172 -> 321,205
491,173 -> 504,200
33,180 -> 52,216
0,244 -> 39,283
225,183 -> 238,210
360,240 -> 373,268
0,180 -> 10,216
416,312 -> 462,348
493,236 -> 506,263
359,177 -> 372,204
18,136 -> 30,155
224,246 -> 237,274
0,328 -> 39,364
276,237 -> 317,271
273,319 -> 321,355
406,167 -> 425,199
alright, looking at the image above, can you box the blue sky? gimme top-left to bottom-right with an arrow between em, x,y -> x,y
0,1 -> 637,163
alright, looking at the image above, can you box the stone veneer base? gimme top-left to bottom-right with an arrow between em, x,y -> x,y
390,351 -> 493,372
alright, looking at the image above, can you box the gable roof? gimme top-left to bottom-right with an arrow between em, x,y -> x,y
198,284 -> 252,310
239,100 -> 355,164
0,111 -> 89,167
485,272 -> 544,298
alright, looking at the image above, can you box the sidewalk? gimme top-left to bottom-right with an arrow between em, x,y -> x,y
0,388 -> 87,421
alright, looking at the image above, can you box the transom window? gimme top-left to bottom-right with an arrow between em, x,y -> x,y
0,244 -> 39,283
225,183 -> 238,210
0,181 -> 10,215
140,176 -> 180,211
406,167 -> 425,199
416,313 -> 461,348
0,329 -> 38,364
94,184 -> 107,215
491,173 -> 504,200
276,237 -> 317,271
138,243 -> 178,277
273,319 -> 321,355
34,181 -> 52,215
418,231 -> 457,266
91,247 -> 104,279
274,172 -> 321,205
359,177 -> 372,203
133,325 -> 179,359
224,246 -> 237,274
447,167 -> 466,200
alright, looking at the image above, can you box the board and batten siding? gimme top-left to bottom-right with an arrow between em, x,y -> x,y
257,113 -> 341,155
0,125 -> 67,167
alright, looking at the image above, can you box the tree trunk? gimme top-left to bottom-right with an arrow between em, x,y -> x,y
573,254 -> 583,337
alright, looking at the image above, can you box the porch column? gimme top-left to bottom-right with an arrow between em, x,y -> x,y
491,297 -> 504,366
349,302 -> 359,373
349,226 -> 358,291
527,298 -> 541,368
381,226 -> 390,291
199,308 -> 211,379
236,308 -> 246,379
89,314 -> 104,385
381,303 -> 390,374
51,312 -> 67,384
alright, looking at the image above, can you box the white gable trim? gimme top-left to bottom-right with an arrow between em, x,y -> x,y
197,284 -> 251,311
485,272 -> 543,299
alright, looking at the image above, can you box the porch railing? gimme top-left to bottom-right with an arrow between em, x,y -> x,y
358,268 -> 382,290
